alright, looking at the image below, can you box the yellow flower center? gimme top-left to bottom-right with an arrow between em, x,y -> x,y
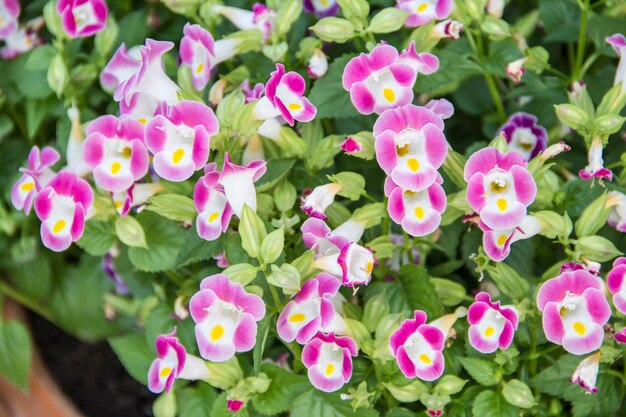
289,103 -> 302,111
321,0 -> 329,5
21,182 -> 35,192
159,367 -> 172,378
325,364 -> 335,376
208,212 -> 219,223
53,219 -> 66,234
407,158 -> 420,172
138,118 -> 147,124
196,63 -> 204,74
496,198 -> 507,212
383,88 -> 395,103
396,143 -> 410,157
365,261 -> 373,273
289,313 -> 306,323
484,326 -> 495,337
490,181 -> 507,193
573,322 -> 586,336
414,206 -> 425,220
121,147 -> 132,158
115,200 -> 123,209
172,148 -> 185,164
496,234 -> 507,246
417,3 -> 428,12
111,162 -> 121,175
210,324 -> 225,341
419,354 -> 431,364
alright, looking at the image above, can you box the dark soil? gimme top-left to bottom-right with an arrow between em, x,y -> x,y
30,313 -> 154,417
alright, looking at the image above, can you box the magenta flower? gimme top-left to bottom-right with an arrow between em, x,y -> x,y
465,147 -> 537,230
100,44 -> 141,92
424,98 -> 454,120
0,0 -> 19,38
373,104 -> 447,191
189,274 -> 266,362
579,137 -> 612,182
83,115 -> 148,192
303,0 -> 339,18
148,329 -> 187,393
342,42 -> 438,115
480,215 -> 541,262
302,332 -> 358,392
386,177 -> 447,237
300,183 -> 342,220
570,352 -> 600,394
33,171 -> 94,252
277,273 -> 341,344
337,243 -> 375,287
606,257 -> 626,314
227,400 -> 245,412
242,80 -> 264,103
389,310 -> 445,381
0,26 -> 42,59
608,191 -> 626,232
145,101 -> 218,182
212,3 -> 276,40
217,153 -> 266,217
615,327 -> 626,344
301,218 -> 365,258
536,269 -> 611,355
341,138 -> 360,153
11,146 -> 60,215
56,0 -> 108,38
111,183 -> 162,217
499,112 -> 548,161
467,292 -> 519,354
606,34 -> 626,90
396,0 -> 453,28
193,163 -> 233,241
254,64 -> 317,126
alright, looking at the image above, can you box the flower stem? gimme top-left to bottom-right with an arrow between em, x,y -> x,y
573,0 -> 591,80
0,281 -> 55,323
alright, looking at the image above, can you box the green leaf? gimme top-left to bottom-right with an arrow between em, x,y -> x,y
115,215 -> 148,248
487,262 -> 529,300
177,385 -> 217,417
128,212 -> 186,272
77,220 -> 116,256
175,229 -> 226,268
256,158 -> 296,192
0,321 -> 31,391
471,390 -> 517,417
145,194 -> 196,222
309,54 -> 361,119
108,333 -> 153,385
539,0 -> 580,42
253,316 -> 272,375
291,390 -> 379,417
459,357 -> 502,386
253,364 -> 311,415
397,265 -> 443,318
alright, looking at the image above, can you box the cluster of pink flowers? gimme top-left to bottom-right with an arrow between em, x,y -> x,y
0,0 -> 43,59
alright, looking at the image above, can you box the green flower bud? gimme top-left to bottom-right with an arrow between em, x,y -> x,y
341,131 -> 375,160
240,205 -> 267,258
502,379 -> 536,409
524,46 -> 549,73
245,373 -> 271,393
261,227 -> 285,264
337,0 -> 370,23
375,313 -> 404,341
594,114 -> 626,136
153,391 -> 177,417
225,29 -> 264,54
465,0 -> 487,21
554,104 -> 590,132
575,193 -> 611,237
419,392 -> 451,415
114,216 -> 147,248
481,15 -> 510,40
292,249 -> 315,279
276,0 -> 302,36
327,171 -> 365,200
274,180 -> 297,212
434,375 -> 468,396
162,0 -> 200,16
267,264 -> 301,295
533,210 -> 572,239
217,90 -> 246,128
442,150 -> 467,189
95,17 -> 119,58
47,53 -> 68,98
43,1 -> 65,38
489,132 -> 509,152
431,278 -> 467,307
568,81 -> 595,115
310,17 -> 356,43
343,318 -> 371,346
487,262 -> 529,301
362,293 -> 390,332
382,380 -> 428,403
367,235 -> 395,259
576,235 -> 623,262
223,263 -> 260,286
262,42 -> 289,62
351,203 -> 385,228
367,8 -> 409,34
596,81 -> 626,116
533,170 -> 560,208
204,357 -> 244,390
296,37 -> 323,62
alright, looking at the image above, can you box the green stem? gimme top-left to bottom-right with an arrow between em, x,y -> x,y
0,281 -> 55,323
269,284 -> 283,310
573,0 -> 591,80
485,74 -> 507,122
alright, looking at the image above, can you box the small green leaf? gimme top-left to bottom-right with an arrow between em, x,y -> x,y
175,230 -> 226,268
0,321 -> 31,391
472,390 -> 517,417
253,316 -> 273,375
115,216 -> 148,248
291,389 -> 379,417
256,158 -> 296,192
177,385 -> 217,417
145,194 -> 196,222
459,357 -> 502,386
108,333 -> 153,385
397,265 -> 443,318
77,220 -> 115,256
223,263 -> 259,286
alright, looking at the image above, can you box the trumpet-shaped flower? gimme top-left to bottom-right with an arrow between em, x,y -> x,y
303,0 -> 339,18
536,269 -> 611,355
301,218 -> 365,258
300,183 -> 342,220
34,171 -> 94,252
11,146 -> 60,214
480,215 -> 541,261
212,3 -> 275,40
499,112 -> 548,161
194,163 -> 233,241
607,191 -> 626,232
396,0 -> 453,28
302,332 -> 358,392
57,0 -> 108,38
467,292 -> 519,353
465,147 -> 536,230
217,153 -> 266,218
570,351 -> 600,394
0,0 -> 19,38
100,43 -> 141,92
373,104 -> 447,191
337,243 -> 375,287
386,178 -> 447,237
146,101 -> 218,181
606,257 -> 626,314
579,136 -> 612,182
254,64 -> 317,126
277,273 -> 341,344
606,34 -> 626,90
342,43 -> 438,115
148,329 -> 187,393
65,106 -> 92,177
83,115 -> 148,192
189,274 -> 266,362
389,310 -> 445,381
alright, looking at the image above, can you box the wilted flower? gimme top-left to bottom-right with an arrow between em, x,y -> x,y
303,0 -> 339,18
467,292 -> 519,353
12,146 -> 60,215
570,351 -> 600,394
395,0 -> 453,28
302,332 -> 358,392
499,112 -> 548,161
579,136 -> 612,182
194,163 -> 233,241
56,0 -> 108,38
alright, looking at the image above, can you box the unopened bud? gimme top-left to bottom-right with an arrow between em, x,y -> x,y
502,379 -> 536,409
310,17 -> 356,43
341,131 -> 375,159
367,8 -> 409,34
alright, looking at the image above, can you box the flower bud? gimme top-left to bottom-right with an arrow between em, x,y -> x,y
267,264 -> 301,294
95,17 -> 119,57
489,131 -> 509,152
343,317 -> 371,346
362,293 -> 390,331
327,171 -> 365,200
506,57 -> 528,83
274,180 -> 297,212
162,0 -> 200,16
432,19 -> 463,40
367,8 -> 409,34
431,278 -> 467,307
276,0 -> 302,36
596,81 -> 626,116
262,42 -> 289,62
481,15 -> 510,40
435,375 -> 468,396
307,48 -> 328,79
204,357 -> 244,390
351,203 -> 385,228
442,150 -> 467,188
502,379 -> 536,409
341,131 -> 375,159
382,380 -> 428,403
595,114 -> 626,135
260,227 -> 285,264
554,103 -> 590,132
173,295 -> 189,320
486,0 -> 505,18
576,235 -> 623,262
240,205 -> 267,257
338,0 -> 370,23
43,0 -> 65,38
568,80 -> 595,115
209,78 -> 229,106
223,263 -> 260,286
153,391 -> 177,417
47,53 -> 68,98
310,17 -> 356,43
575,193 -> 611,237
420,393 -> 450,417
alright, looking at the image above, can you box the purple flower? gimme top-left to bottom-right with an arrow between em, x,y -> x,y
0,0 -> 20,39
499,112 -> 548,161
606,257 -> 626,314
303,0 -> 339,18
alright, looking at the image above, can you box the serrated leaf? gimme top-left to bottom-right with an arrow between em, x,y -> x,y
471,390 -> 517,417
77,220 -> 115,256
0,321 -> 31,391
256,158 -> 296,192
253,317 -> 273,376
175,230 -> 226,268
459,357 -> 502,386
291,389 -> 379,417
308,54 -> 361,119
145,194 -> 196,222
108,333 -> 153,385
177,385 -> 217,417
397,265 -> 443,318
128,212 -> 186,272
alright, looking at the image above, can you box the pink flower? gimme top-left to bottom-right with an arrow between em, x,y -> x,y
0,0 -> 20,39
211,3 -> 276,40
300,183 -> 342,220
180,23 -> 215,91
373,104 -> 447,191
303,0 -> 339,18
386,177 -> 447,237
570,351 -> 600,394
56,0 -> 108,38
111,183 -> 162,217
579,136 -> 612,182
189,274 -> 266,362
242,80 -> 264,103
536,269 -> 611,355
11,146 -> 60,214
301,218 -> 365,258
432,19 -> 463,40
615,327 -> 626,344
506,57 -> 528,84
499,112 -> 548,161
100,44 -> 141,92
145,101 -> 218,182
217,153 -> 266,217
424,98 -> 455,120
607,191 -> 626,232
227,399 -> 245,412
34,171 -> 94,252
341,137 -> 361,153
606,257 -> 626,314
336,243 -> 375,287
254,64 -> 317,126
467,292 -> 519,354
277,273 -> 341,344
480,215 -> 541,262
0,26 -> 42,59
148,329 -> 187,393
465,147 -> 537,230
302,332 -> 358,392
606,33 -> 626,90
83,115 -> 149,192
342,43 -> 438,115
396,0 -> 453,28
389,310 -> 445,381
307,49 -> 328,79
193,163 -> 233,241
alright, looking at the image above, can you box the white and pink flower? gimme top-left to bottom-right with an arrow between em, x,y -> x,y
432,19 -> 463,40
480,215 -> 541,262
33,171 -> 94,252
465,147 -> 537,230
396,0 -> 453,28
301,217 -> 365,258
300,183 -> 342,220
193,163 -> 233,241
11,146 -> 60,214
607,191 -> 626,232
570,351 -> 600,394
307,49 -> 328,79
606,33 -> 626,90
217,153 -> 266,217
56,0 -> 108,38
342,42 -> 439,115
579,136 -> 612,182
145,101 -> 218,182
212,3 -> 276,40
389,310 -> 445,381
277,273 -> 341,344
302,332 -> 358,392
0,26 -> 42,59
336,243 -> 375,287
189,274 -> 266,362
100,43 -> 141,92
254,64 -> 317,126
499,112 -> 548,161
111,183 -> 162,217
83,115 -> 148,192
536,269 -> 611,355
148,329 -> 187,393
467,292 -> 519,354
0,0 -> 19,38
606,257 -> 626,314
